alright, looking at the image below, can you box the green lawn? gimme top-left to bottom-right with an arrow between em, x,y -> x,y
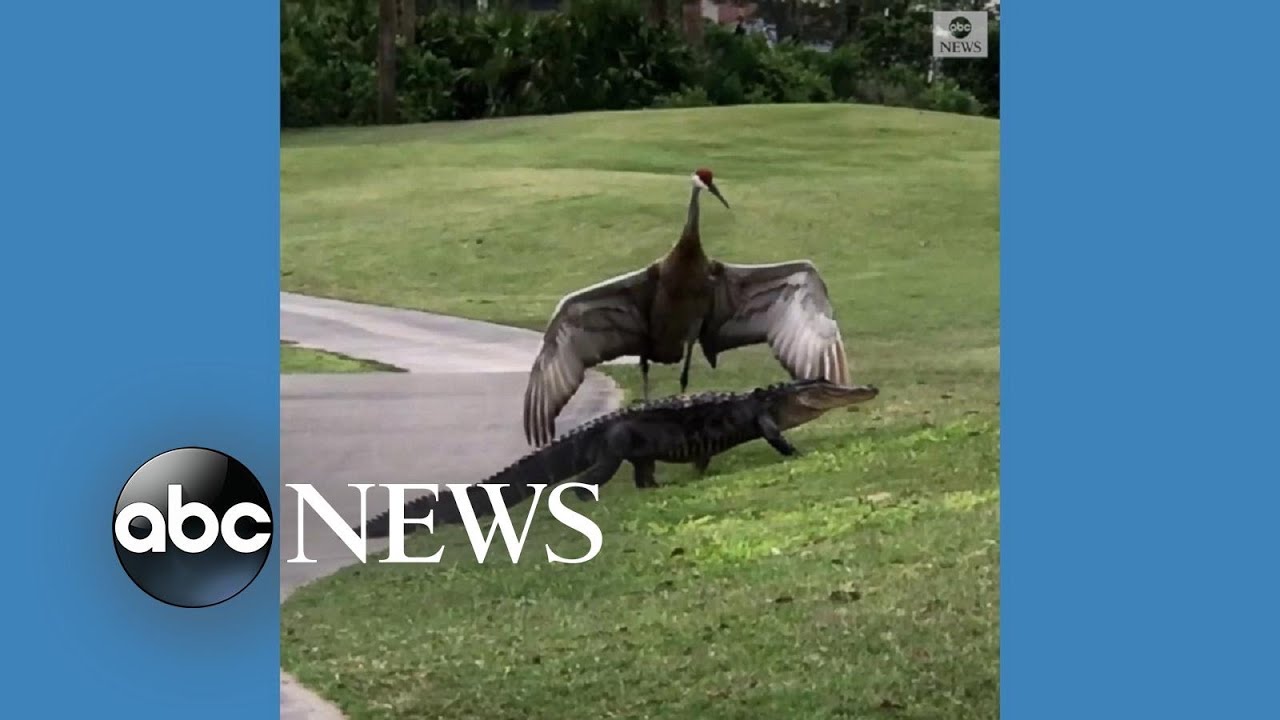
280,342 -> 404,374
280,104 -> 999,719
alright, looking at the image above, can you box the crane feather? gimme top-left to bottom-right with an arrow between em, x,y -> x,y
699,260 -> 852,386
522,265 -> 657,447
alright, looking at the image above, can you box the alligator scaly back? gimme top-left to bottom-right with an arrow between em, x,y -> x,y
361,407 -> 621,538
361,384 -> 796,538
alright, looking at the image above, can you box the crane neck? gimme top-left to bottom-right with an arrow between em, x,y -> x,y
675,186 -> 704,257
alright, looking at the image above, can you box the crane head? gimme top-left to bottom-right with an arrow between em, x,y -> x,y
692,168 -> 730,209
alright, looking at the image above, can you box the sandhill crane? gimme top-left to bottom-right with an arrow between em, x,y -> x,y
522,168 -> 851,447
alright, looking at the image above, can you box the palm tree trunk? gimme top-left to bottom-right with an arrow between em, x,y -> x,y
681,0 -> 703,45
840,1 -> 862,45
377,0 -> 398,124
648,0 -> 669,25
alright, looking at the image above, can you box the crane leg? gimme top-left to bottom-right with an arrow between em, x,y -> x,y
679,341 -> 695,393
639,356 -> 651,400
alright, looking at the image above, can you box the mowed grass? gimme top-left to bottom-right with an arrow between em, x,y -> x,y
280,342 -> 404,374
280,104 -> 999,719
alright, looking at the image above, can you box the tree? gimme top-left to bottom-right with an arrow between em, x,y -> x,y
398,0 -> 417,45
648,0 -> 670,26
681,0 -> 703,44
840,0 -> 863,45
378,0 -> 397,123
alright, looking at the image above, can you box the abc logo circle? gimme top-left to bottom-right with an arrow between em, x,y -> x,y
949,17 -> 973,38
112,447 -> 273,608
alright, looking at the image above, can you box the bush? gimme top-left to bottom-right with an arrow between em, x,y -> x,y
394,43 -> 454,123
699,24 -> 767,105
942,22 -> 1000,117
393,0 -> 698,120
700,27 -> 832,105
844,64 -> 983,116
918,78 -> 985,116
279,0 -> 999,127
762,44 -> 834,103
850,63 -> 928,109
853,8 -> 934,77
818,45 -> 872,101
652,86 -> 712,109
280,0 -> 378,127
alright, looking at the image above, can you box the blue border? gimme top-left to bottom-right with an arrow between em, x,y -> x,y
3,0 -> 1278,717
1003,1 -> 1280,717
1,1 -> 280,716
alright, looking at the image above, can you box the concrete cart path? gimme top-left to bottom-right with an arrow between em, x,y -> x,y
281,291 -> 636,373
279,293 -> 622,719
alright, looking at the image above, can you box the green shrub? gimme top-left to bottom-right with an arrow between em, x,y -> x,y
279,0 -> 998,127
818,45 -> 871,101
943,22 -> 1000,117
700,24 -> 768,105
394,43 -> 455,123
280,0 -> 378,126
652,86 -> 712,109
918,78 -> 985,116
852,7 -> 933,76
850,63 -> 928,109
762,46 -> 834,103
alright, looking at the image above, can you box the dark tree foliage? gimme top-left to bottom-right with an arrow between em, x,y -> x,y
280,0 -> 1000,128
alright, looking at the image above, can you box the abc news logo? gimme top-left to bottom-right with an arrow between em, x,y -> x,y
112,447 -> 273,608
113,447 -> 605,608
933,11 -> 989,59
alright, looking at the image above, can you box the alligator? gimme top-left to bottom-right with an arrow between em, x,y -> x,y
362,378 -> 879,538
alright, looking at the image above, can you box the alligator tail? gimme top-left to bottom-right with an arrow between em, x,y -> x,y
361,424 -> 602,538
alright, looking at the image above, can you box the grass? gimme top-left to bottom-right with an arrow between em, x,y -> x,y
280,341 -> 404,374
280,104 -> 999,719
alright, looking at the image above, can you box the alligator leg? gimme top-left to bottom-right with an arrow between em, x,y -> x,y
693,455 -> 712,475
571,454 -> 625,502
757,414 -> 799,457
572,423 -> 635,501
631,458 -> 658,489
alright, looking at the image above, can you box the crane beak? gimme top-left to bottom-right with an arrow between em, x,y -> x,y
707,182 -> 731,209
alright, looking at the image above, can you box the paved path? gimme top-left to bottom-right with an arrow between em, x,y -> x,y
282,291 -> 637,373
279,292 -> 622,719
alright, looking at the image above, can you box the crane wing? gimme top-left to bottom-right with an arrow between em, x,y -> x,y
523,265 -> 658,447
699,260 -> 851,384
